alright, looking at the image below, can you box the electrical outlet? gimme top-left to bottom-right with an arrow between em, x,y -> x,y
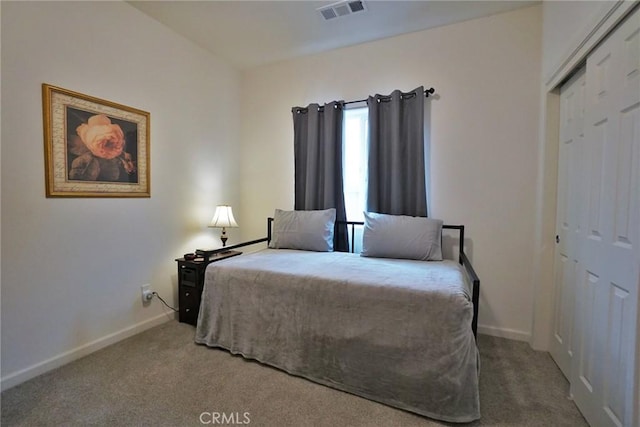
141,284 -> 153,304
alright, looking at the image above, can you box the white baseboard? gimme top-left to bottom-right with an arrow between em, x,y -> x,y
478,324 -> 531,342
0,312 -> 176,392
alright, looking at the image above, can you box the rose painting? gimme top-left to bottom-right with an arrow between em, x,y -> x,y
43,84 -> 150,197
66,107 -> 139,183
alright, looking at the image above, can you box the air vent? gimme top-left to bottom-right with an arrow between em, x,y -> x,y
318,1 -> 367,21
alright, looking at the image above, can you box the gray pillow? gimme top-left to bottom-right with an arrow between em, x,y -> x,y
361,212 -> 443,261
269,208 -> 336,252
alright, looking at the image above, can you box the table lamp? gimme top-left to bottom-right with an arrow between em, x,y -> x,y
209,205 -> 239,247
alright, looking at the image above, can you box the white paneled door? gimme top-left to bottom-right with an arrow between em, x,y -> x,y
552,67 -> 586,378
553,6 -> 639,427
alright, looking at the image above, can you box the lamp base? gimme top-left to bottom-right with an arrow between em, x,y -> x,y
219,227 -> 230,248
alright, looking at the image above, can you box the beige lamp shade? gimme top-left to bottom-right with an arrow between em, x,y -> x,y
209,205 -> 238,248
209,205 -> 239,229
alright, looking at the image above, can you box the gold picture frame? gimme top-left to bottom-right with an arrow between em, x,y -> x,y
42,83 -> 150,197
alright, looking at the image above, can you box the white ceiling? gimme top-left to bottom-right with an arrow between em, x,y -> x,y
128,0 -> 539,70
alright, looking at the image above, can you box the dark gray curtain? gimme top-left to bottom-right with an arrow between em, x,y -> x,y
367,86 -> 427,217
292,101 -> 348,252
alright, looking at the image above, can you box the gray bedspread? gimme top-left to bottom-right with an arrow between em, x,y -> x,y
195,249 -> 480,422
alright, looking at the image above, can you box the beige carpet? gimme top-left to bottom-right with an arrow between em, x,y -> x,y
1,320 -> 587,426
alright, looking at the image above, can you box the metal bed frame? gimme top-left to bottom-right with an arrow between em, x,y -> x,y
206,218 -> 480,338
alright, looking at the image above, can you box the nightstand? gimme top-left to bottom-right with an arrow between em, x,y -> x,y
175,250 -> 241,326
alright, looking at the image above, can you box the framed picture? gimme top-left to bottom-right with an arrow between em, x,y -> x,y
42,83 -> 150,197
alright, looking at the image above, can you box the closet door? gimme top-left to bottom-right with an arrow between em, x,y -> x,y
571,7 -> 639,427
551,67 -> 586,378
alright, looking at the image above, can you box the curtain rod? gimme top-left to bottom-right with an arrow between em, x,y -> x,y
293,87 -> 435,113
343,87 -> 435,106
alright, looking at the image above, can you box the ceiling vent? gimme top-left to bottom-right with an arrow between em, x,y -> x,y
318,1 -> 367,21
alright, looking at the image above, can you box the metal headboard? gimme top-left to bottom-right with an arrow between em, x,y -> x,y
267,218 -> 464,259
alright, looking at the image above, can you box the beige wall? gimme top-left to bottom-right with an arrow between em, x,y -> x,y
541,1 -> 612,81
239,6 -> 542,340
1,1 -> 240,388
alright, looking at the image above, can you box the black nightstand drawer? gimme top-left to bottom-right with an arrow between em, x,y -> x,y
180,267 -> 197,286
180,286 -> 197,303
179,305 -> 198,325
179,286 -> 199,325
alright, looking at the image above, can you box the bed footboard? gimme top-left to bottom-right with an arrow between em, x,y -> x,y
461,251 -> 480,338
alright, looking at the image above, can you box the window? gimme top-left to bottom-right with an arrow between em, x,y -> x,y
342,106 -> 368,222
342,106 -> 368,252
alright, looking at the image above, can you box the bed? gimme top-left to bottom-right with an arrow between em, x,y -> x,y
194,211 -> 481,423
